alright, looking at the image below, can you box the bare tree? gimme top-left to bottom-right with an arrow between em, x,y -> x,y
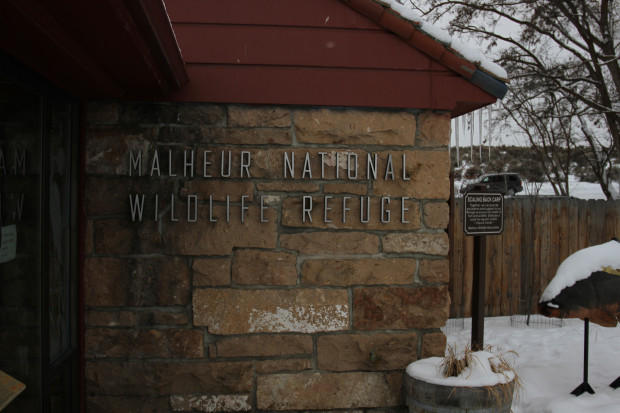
416,0 -> 620,199
502,88 -> 573,196
523,180 -> 544,197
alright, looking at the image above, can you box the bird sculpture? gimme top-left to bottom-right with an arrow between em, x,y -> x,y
538,238 -> 620,395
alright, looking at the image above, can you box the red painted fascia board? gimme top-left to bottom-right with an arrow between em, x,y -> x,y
0,0 -> 187,98
87,0 -> 189,97
0,0 -> 124,97
342,0 -> 487,81
169,64 -> 496,111
173,24 -> 440,71
125,0 -> 189,93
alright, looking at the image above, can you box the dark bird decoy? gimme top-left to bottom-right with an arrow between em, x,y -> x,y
538,238 -> 620,395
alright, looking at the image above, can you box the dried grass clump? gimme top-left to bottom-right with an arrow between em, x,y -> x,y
487,346 -> 521,408
440,344 -> 473,378
440,344 -> 521,409
488,347 -> 519,378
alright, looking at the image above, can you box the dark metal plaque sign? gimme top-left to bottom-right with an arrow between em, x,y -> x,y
464,192 -> 504,235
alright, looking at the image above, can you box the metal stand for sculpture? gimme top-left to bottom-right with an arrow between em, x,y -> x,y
538,239 -> 620,396
570,318 -> 594,396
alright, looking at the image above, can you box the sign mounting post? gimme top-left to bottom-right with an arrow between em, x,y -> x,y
463,192 -> 504,351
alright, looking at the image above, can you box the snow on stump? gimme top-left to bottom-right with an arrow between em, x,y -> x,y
404,351 -> 515,413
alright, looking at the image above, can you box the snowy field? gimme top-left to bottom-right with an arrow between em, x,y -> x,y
455,177 -> 608,200
531,177 -> 607,200
443,317 -> 620,413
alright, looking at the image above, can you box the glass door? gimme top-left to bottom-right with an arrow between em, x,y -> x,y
0,53 -> 78,413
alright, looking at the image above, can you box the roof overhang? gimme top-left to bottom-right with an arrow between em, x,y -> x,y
0,0 -> 503,117
0,0 -> 188,99
343,0 -> 508,103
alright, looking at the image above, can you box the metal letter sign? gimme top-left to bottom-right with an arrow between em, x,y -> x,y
464,192 -> 504,235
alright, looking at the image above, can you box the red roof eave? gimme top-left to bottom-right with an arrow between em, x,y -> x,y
0,0 -> 188,99
341,0 -> 508,102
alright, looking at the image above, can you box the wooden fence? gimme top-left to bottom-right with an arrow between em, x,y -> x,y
449,197 -> 620,318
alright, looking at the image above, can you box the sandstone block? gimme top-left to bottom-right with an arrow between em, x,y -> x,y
146,310 -> 189,326
193,289 -> 349,334
294,109 -> 415,146
302,258 -> 415,286
193,258 -> 231,286
87,396 -> 169,413
86,361 -> 253,395
215,335 -> 313,357
84,257 -> 190,307
135,258 -> 191,306
170,394 -> 251,412
281,196 -> 420,230
422,332 -> 447,358
199,127 -> 291,145
177,103 -> 226,125
371,150 -> 450,199
417,112 -> 450,147
423,201 -> 450,229
93,219 -> 163,255
86,126 -> 155,175
164,206 -> 277,255
86,176 -> 174,216
317,333 -> 418,371
353,286 -> 450,330
323,182 -> 368,195
86,311 -> 136,327
228,106 -> 290,127
119,103 -> 225,126
382,232 -> 449,256
419,259 -> 450,284
85,328 -> 203,359
119,102 -> 179,124
232,250 -> 297,285
86,102 -> 119,125
254,359 -> 313,374
93,219 -> 133,254
257,372 -> 402,410
157,125 -> 202,143
85,220 -> 94,255
256,182 -> 320,193
181,180 -> 254,201
280,232 -> 379,255
84,258 -> 131,306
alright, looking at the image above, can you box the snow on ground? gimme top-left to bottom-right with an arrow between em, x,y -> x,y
534,177 -> 607,200
455,176 -> 608,200
444,317 -> 620,413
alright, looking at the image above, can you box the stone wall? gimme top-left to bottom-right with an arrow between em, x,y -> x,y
84,102 -> 451,412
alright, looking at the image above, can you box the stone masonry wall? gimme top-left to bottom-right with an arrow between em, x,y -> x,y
84,102 -> 451,413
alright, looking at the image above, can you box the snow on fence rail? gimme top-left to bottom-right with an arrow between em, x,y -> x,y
449,197 -> 620,318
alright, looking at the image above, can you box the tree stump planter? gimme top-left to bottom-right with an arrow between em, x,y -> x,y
404,373 -> 515,413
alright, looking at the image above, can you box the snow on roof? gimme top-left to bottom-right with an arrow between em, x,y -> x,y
377,0 -> 508,80
540,240 -> 620,302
